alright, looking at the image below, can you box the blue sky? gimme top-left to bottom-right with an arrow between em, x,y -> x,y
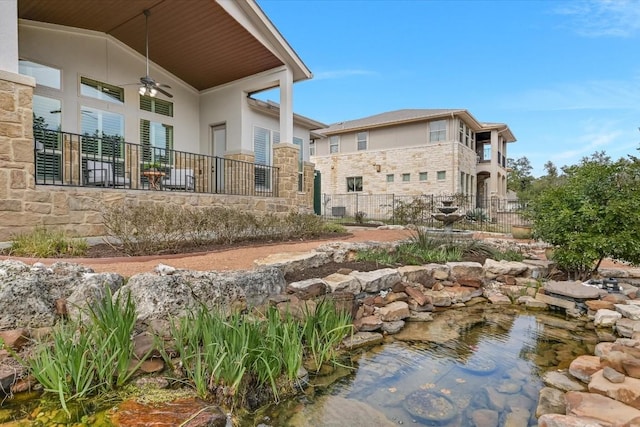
256,0 -> 640,176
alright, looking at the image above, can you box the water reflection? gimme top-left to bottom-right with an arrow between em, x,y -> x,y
243,305 -> 597,426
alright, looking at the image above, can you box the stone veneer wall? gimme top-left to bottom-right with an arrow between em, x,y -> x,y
312,143 -> 477,196
0,73 -> 314,241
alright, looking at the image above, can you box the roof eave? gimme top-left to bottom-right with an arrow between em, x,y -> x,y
226,0 -> 312,82
316,109 -> 481,136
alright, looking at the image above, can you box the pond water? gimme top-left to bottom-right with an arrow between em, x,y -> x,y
241,305 -> 599,427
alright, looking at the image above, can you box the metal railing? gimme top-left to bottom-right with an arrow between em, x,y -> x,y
321,193 -> 529,233
33,129 -> 279,197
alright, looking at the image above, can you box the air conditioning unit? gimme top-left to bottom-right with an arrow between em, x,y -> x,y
332,206 -> 346,217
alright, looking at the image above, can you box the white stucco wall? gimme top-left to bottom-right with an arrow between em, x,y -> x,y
0,0 -> 18,73
18,21 -> 200,151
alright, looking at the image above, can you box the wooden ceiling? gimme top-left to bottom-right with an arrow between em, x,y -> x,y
18,0 -> 285,90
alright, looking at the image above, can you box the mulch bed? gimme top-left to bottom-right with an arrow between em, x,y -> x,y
1,232 -> 354,259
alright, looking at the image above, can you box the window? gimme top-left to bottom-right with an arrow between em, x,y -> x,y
80,77 -> 124,104
346,176 -> 362,192
482,144 -> 491,162
419,172 -> 428,181
19,60 -> 61,89
33,95 -> 62,182
458,121 -> 475,148
329,136 -> 340,153
140,119 -> 174,166
429,120 -> 446,142
309,140 -> 315,156
402,173 -> 411,182
293,136 -> 304,192
437,170 -> 446,180
357,132 -> 368,151
140,96 -> 173,117
254,126 -> 272,189
81,106 -> 126,178
386,174 -> 394,183
460,172 -> 465,193
81,107 -> 124,156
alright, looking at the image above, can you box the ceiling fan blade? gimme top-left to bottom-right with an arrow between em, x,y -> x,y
155,86 -> 173,98
157,83 -> 172,89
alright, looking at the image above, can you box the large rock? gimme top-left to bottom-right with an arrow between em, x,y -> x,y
538,413 -> 607,427
542,370 -> 587,392
565,391 -> 640,425
569,355 -> 602,383
341,332 -> 383,350
588,369 -> 640,409
447,261 -> 484,282
616,303 -> 640,320
470,409 -> 499,427
0,329 -> 29,351
323,273 -> 361,294
254,251 -> 329,274
0,260 -> 124,328
350,269 -> 401,293
483,259 -> 529,278
116,268 -> 285,324
111,398 -> 227,427
594,309 -> 622,327
378,301 -> 410,322
544,281 -> 605,299
397,265 -> 433,286
616,318 -> 640,338
536,387 -> 566,417
67,272 -> 124,321
286,278 -> 329,300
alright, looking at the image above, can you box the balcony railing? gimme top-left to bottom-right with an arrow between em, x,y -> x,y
33,129 -> 279,197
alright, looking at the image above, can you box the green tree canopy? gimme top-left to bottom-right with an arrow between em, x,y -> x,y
507,156 -> 534,194
529,154 -> 640,279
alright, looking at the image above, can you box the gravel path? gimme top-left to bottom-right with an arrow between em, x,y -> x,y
1,227 -> 413,277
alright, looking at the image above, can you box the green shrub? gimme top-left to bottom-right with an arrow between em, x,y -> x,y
9,226 -> 88,257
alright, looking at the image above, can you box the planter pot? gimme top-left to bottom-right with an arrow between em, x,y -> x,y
545,247 -> 555,261
511,225 -> 533,239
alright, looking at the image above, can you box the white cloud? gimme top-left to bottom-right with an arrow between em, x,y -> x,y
554,0 -> 640,37
552,128 -> 621,161
313,69 -> 379,81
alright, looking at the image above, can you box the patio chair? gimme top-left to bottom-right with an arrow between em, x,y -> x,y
84,159 -> 130,187
162,168 -> 195,191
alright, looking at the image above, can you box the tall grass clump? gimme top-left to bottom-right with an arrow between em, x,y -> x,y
22,288 -> 148,415
9,226 -> 88,257
168,301 -> 351,410
301,298 -> 353,372
355,228 -> 522,265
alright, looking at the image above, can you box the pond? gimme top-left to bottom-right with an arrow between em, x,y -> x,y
241,305 -> 598,426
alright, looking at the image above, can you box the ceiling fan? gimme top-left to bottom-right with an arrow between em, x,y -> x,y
138,9 -> 172,98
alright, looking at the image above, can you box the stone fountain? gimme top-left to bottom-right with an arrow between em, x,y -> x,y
428,200 -> 473,239
432,200 -> 465,232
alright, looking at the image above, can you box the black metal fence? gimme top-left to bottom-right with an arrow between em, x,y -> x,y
320,193 -> 528,233
33,129 -> 279,197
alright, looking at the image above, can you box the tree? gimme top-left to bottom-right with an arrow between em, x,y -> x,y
507,156 -> 534,194
528,154 -> 640,279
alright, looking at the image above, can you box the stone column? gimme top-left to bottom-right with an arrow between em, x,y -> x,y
273,143 -> 299,205
0,70 -> 37,240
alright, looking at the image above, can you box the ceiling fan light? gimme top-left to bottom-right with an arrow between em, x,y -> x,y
138,86 -> 146,95
150,87 -> 157,97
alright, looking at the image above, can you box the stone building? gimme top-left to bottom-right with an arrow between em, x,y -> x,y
311,109 -> 516,204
